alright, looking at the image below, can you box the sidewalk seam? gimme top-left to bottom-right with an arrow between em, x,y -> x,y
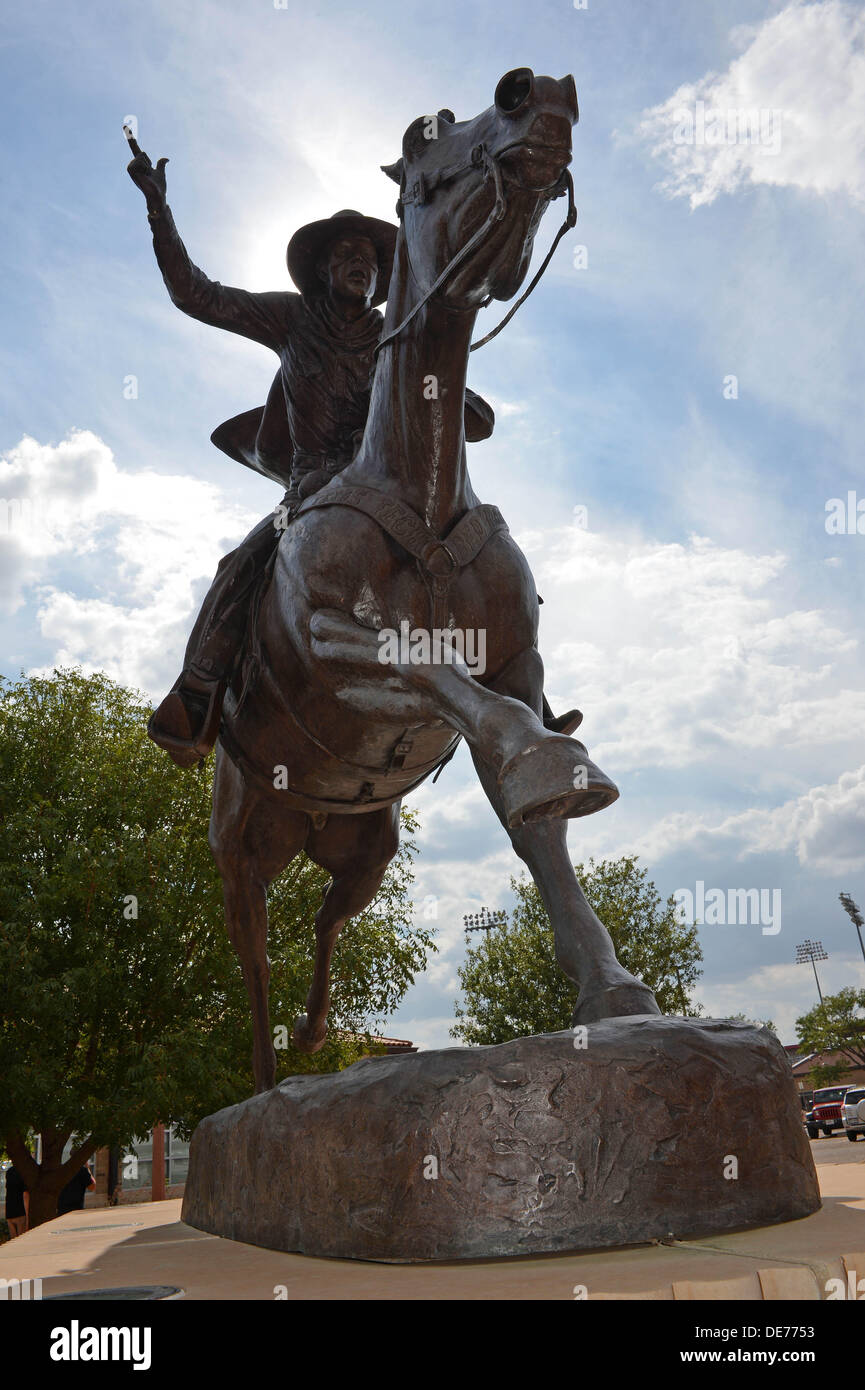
667,1238 -> 835,1286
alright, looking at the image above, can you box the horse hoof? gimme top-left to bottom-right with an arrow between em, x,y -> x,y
498,734 -> 618,828
571,981 -> 661,1025
293,1014 -> 327,1054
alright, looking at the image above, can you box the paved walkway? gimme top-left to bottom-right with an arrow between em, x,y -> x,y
3,1143 -> 864,1300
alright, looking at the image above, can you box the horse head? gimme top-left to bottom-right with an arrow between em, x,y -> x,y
383,68 -> 578,310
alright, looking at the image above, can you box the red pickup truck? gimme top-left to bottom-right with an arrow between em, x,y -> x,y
805,1086 -> 849,1138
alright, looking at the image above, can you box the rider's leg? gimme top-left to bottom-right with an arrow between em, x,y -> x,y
149,513 -> 282,765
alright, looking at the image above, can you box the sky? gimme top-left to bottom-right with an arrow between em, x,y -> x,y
2,0 -> 864,1048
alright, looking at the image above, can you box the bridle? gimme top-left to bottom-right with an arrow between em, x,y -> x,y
374,140 -> 577,358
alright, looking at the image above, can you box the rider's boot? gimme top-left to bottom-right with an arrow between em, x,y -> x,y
147,670 -> 226,768
542,695 -> 583,738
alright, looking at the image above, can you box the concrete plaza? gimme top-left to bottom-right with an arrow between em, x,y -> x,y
2,1136 -> 863,1301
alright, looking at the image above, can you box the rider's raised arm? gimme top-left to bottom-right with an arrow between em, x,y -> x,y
126,137 -> 287,352
149,204 -> 288,349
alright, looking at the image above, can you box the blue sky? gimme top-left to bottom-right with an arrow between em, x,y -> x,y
2,0 -> 864,1046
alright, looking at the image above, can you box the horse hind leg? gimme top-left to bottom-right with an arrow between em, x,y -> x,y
293,802 -> 401,1055
209,745 -> 309,1093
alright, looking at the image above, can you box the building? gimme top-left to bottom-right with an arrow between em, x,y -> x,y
785,1042 -> 865,1097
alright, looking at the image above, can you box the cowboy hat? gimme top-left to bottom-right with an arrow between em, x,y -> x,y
286,210 -> 397,306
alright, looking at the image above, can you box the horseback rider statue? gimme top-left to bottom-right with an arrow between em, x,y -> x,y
124,72 -> 663,1100
126,133 -> 495,767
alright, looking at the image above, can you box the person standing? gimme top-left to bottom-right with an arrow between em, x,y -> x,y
3,1164 -> 28,1238
56,1165 -> 95,1216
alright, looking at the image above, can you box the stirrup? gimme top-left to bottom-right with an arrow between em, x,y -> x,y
147,678 -> 225,768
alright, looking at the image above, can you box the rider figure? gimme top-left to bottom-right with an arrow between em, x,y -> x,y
127,140 -> 494,768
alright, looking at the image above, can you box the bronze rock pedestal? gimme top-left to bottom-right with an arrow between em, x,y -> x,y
181,1017 -> 820,1262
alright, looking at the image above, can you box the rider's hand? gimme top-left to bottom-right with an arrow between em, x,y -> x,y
125,130 -> 169,214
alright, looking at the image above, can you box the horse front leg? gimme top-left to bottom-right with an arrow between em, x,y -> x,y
308,609 -> 617,828
474,647 -> 661,1023
473,758 -> 661,1021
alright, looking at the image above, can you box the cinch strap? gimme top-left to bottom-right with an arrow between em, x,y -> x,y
296,483 -> 508,629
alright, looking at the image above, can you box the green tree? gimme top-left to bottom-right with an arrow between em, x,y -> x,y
728,1012 -> 777,1034
796,987 -> 865,1086
452,855 -> 702,1044
0,668 -> 432,1226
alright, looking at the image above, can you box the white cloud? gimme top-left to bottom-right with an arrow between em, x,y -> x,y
633,1 -> 865,209
629,765 -> 865,874
1,431 -> 256,694
528,519 -> 862,776
695,953 -> 865,1045
386,1015 -> 462,1052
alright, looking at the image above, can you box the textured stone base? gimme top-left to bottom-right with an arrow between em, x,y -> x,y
181,1016 -> 820,1262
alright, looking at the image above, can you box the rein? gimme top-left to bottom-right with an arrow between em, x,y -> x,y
374,142 -> 577,357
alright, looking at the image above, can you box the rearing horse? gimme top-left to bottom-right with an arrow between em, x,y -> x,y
210,68 -> 661,1092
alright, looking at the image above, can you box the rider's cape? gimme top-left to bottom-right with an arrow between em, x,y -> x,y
210,371 -> 495,490
211,372 -> 295,489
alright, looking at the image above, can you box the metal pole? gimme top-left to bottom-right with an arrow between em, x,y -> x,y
839,893 -> 865,969
811,955 -> 824,1004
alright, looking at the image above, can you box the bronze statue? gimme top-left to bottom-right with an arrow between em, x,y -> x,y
128,68 -> 661,1094
125,144 -> 494,765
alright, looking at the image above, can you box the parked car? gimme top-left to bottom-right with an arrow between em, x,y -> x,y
842,1087 -> 865,1142
808,1085 -> 850,1138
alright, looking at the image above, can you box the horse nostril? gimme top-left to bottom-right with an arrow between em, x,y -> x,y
494,67 -> 534,115
558,74 -> 579,124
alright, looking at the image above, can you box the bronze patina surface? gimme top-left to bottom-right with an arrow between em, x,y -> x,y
128,70 -> 661,1094
182,1018 -> 821,1261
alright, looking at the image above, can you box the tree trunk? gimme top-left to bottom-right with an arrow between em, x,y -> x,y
4,1128 -> 96,1229
26,1179 -> 66,1229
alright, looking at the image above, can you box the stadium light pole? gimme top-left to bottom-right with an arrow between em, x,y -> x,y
795,939 -> 828,1005
839,893 -> 865,969
463,906 -> 508,938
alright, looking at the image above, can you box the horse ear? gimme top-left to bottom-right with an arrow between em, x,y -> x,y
381,158 -> 404,185
402,115 -> 431,160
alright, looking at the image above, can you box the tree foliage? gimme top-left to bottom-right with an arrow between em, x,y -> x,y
0,668 -> 432,1223
796,987 -> 865,1086
728,1012 -> 777,1034
452,855 -> 703,1045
